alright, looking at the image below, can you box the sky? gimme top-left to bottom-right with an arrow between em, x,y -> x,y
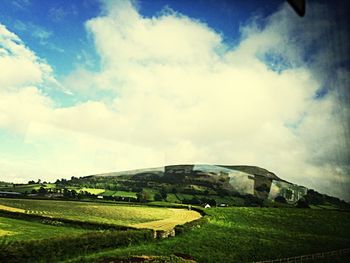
0,0 -> 349,200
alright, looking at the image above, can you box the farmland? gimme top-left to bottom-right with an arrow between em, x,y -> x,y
1,198 -> 349,262
0,198 -> 201,262
0,216 -> 91,241
66,207 -> 350,263
0,198 -> 200,229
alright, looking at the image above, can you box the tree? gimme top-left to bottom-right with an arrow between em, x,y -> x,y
136,190 -> 150,202
70,189 -> 77,198
274,196 -> 287,204
160,188 -> 168,200
244,194 -> 263,207
154,193 -> 163,201
28,180 -> 36,184
201,197 -> 216,207
38,186 -> 47,196
304,189 -> 324,205
296,198 -> 310,208
63,188 -> 70,198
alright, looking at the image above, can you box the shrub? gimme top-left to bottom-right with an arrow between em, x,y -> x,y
154,193 -> 163,201
296,198 -> 310,208
274,196 -> 287,204
174,216 -> 208,235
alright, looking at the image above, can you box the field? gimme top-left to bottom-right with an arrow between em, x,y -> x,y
0,198 -> 200,230
66,207 -> 350,263
1,197 -> 350,263
101,190 -> 137,198
0,216 -> 91,241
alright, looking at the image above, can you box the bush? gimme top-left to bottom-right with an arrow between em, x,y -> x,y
174,216 -> 208,235
296,198 -> 310,208
274,196 -> 287,204
244,194 -> 263,207
154,193 -> 163,201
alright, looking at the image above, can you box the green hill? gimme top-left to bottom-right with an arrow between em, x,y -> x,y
1,164 -> 349,209
51,164 -> 306,207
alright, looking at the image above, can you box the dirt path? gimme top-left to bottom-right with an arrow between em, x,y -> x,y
130,208 -> 201,230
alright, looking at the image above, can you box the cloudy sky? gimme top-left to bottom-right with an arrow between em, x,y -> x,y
0,0 -> 349,200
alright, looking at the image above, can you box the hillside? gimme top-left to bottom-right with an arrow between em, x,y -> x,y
1,164 -> 349,209
52,164 -> 307,206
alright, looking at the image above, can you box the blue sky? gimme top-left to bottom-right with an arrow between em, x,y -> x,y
0,0 -> 349,200
0,0 -> 283,78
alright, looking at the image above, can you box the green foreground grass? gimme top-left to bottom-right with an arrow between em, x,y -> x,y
66,207 -> 350,263
0,216 -> 91,241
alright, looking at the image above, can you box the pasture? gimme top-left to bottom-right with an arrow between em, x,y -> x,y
67,207 -> 350,263
0,216 -> 91,241
0,198 -> 200,230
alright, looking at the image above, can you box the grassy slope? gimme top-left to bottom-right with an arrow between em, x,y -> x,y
0,217 -> 91,241
101,190 -> 137,198
66,208 -> 350,263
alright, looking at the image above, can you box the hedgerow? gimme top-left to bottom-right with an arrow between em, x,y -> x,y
0,229 -> 154,263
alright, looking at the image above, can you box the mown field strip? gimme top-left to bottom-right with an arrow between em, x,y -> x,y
0,204 -> 25,213
0,198 -> 201,229
131,209 -> 201,230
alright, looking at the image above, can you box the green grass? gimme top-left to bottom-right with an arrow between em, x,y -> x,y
100,190 -> 136,198
79,187 -> 106,195
66,207 -> 350,263
166,193 -> 181,203
0,216 -> 91,241
99,190 -> 114,196
143,188 -> 158,201
113,191 -> 137,198
0,198 -> 195,227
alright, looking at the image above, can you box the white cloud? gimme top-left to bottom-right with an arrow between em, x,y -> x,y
0,1 -> 349,200
0,24 -> 54,90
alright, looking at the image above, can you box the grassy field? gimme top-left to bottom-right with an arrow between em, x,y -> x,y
1,198 -> 349,262
0,216 -> 91,241
0,198 -> 200,229
101,190 -> 137,198
78,187 -> 105,195
132,208 -> 200,230
66,207 -> 350,263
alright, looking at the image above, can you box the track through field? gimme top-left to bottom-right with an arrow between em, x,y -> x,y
130,208 -> 201,230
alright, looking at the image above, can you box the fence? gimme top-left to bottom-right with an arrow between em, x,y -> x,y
253,247 -> 350,263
